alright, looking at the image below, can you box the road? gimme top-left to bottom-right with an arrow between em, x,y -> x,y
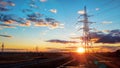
0,55 -> 71,68
56,53 -> 120,68
0,53 -> 120,68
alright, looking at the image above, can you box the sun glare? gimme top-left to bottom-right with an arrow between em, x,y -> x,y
77,47 -> 85,53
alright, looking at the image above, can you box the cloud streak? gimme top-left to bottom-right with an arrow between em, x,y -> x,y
101,21 -> 112,24
0,24 -> 15,28
46,39 -> 78,44
0,34 -> 12,38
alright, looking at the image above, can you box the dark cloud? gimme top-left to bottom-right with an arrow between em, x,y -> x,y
27,12 -> 43,22
109,29 -> 120,36
34,19 -> 47,27
70,31 -> 105,40
0,13 -> 61,29
45,18 -> 55,22
32,17 -> 61,29
96,29 -> 120,43
46,39 -> 78,44
0,6 -> 9,11
0,24 -> 15,28
0,14 -> 30,26
70,29 -> 120,43
0,34 -> 12,38
88,31 -> 106,42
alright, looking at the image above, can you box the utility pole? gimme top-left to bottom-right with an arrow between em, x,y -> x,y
78,6 -> 94,53
36,46 -> 38,53
1,42 -> 4,53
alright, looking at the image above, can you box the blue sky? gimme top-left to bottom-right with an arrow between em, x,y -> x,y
0,0 -> 120,52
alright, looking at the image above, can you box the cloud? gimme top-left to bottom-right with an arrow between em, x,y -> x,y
102,30 -> 110,33
40,0 -> 47,2
27,12 -> 43,22
95,46 -> 120,52
0,1 -> 15,7
71,29 -> 120,43
46,47 -> 71,52
0,24 -> 15,28
59,24 -> 64,28
101,21 -> 112,24
71,31 -> 105,40
78,10 -> 85,14
0,6 -> 9,11
20,20 -> 31,26
34,20 -> 46,27
46,39 -> 78,44
48,22 -> 60,29
4,20 -> 15,24
95,8 -> 100,11
90,31 -> 105,39
0,1 -> 15,11
70,30 -> 120,43
45,18 -> 60,29
7,1 -> 15,6
70,36 -> 81,39
0,14 -> 31,27
49,9 -> 57,14
69,33 -> 77,36
65,46 -> 78,49
29,4 -> 39,9
0,13 -> 63,29
96,29 -> 120,43
34,20 -> 47,26
34,19 -> 59,28
0,34 -> 12,38
34,18 -> 62,29
45,18 -> 55,22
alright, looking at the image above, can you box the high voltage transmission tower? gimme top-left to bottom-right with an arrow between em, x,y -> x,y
77,6 -> 94,53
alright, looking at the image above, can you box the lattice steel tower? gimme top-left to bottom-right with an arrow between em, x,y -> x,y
78,6 -> 94,53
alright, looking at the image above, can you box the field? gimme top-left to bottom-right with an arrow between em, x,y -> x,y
0,50 -> 120,68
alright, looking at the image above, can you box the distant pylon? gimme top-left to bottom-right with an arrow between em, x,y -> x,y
36,46 -> 38,53
1,42 -> 4,53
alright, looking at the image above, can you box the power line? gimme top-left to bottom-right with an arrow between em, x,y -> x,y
94,2 -> 120,16
99,0 -> 115,8
97,14 -> 120,22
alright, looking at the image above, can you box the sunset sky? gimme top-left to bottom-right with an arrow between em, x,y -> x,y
0,0 -> 120,52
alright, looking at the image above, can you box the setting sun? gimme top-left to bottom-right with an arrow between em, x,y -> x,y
77,47 -> 85,53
